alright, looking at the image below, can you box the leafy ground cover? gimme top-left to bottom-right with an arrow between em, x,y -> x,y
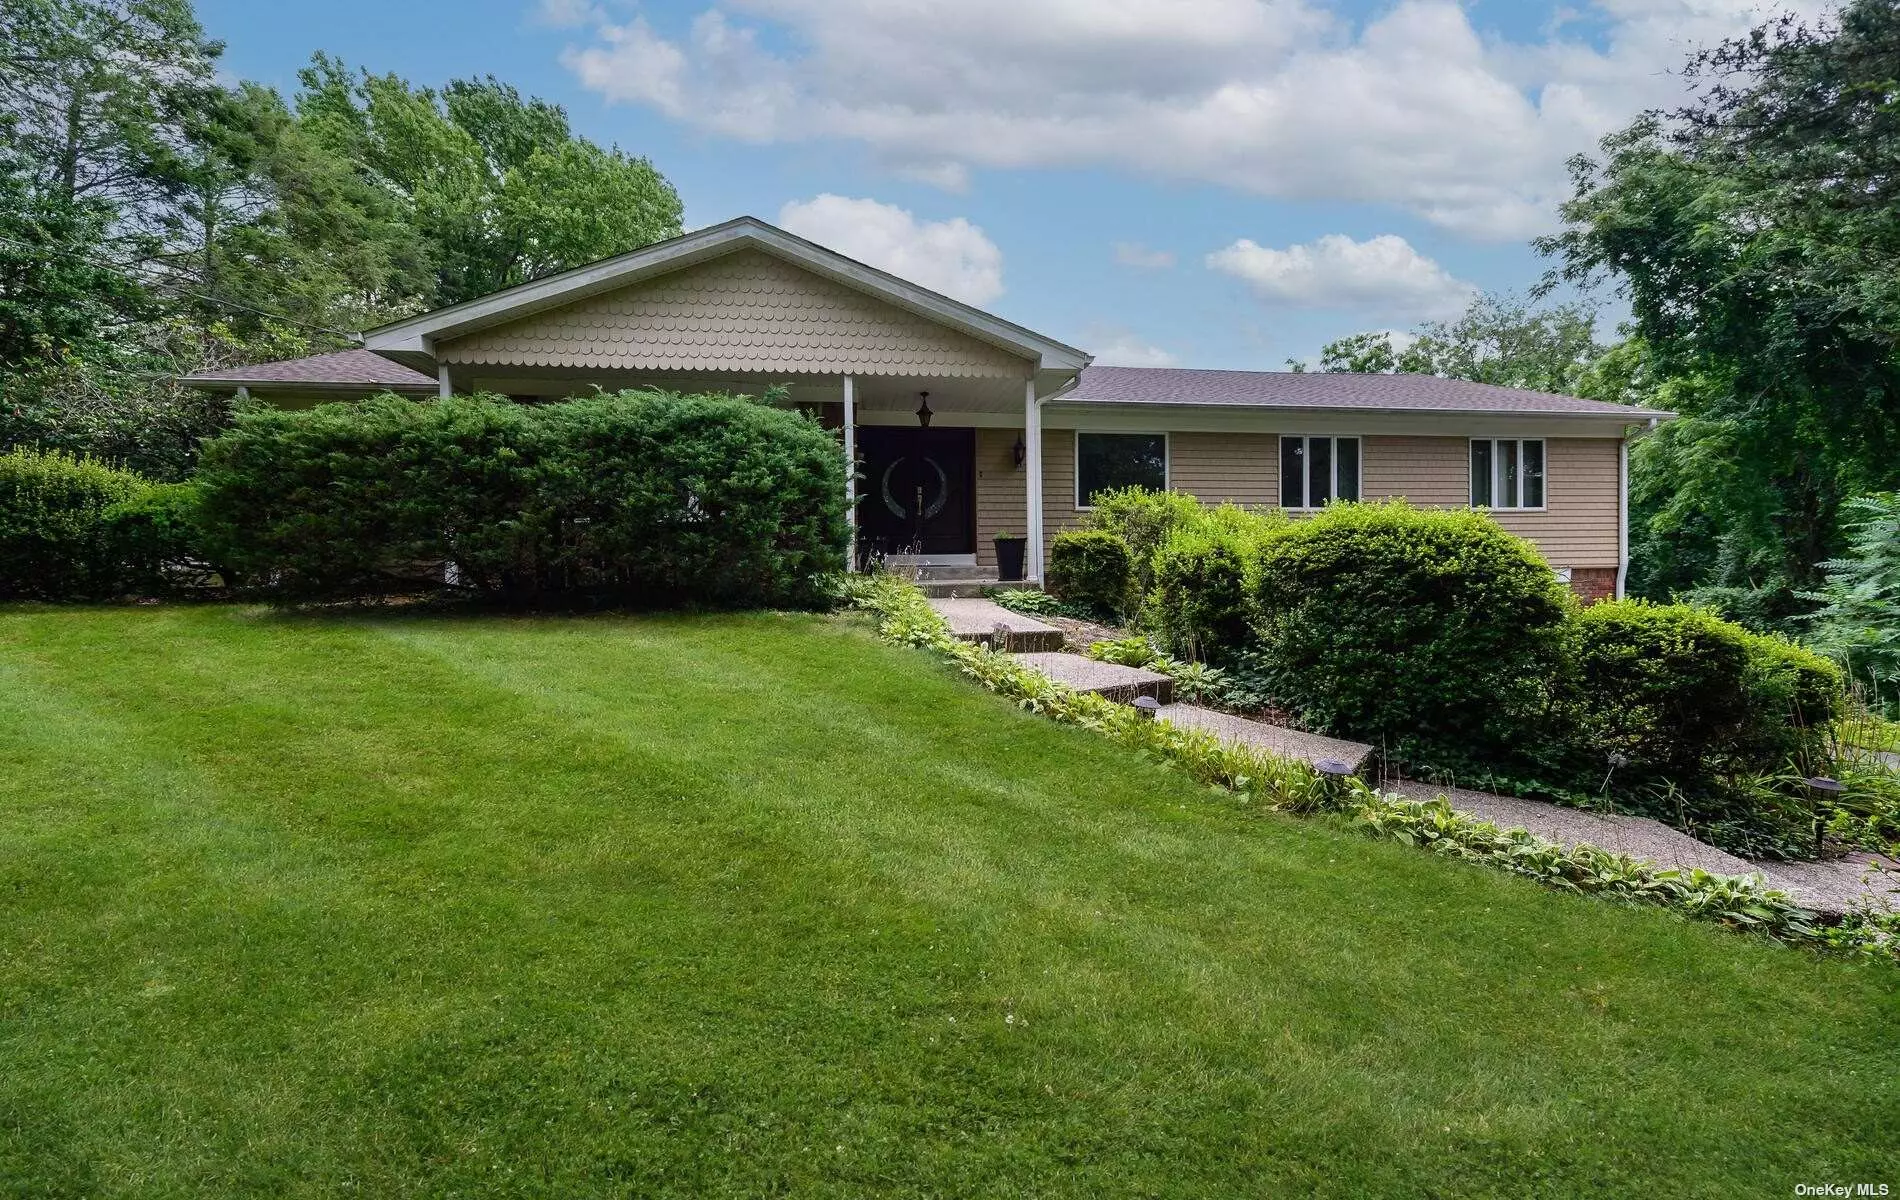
2,606 -> 1897,1197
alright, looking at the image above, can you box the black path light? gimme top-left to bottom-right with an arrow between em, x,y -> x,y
1805,775 -> 1845,856
1132,696 -> 1160,720
1315,757 -> 1356,805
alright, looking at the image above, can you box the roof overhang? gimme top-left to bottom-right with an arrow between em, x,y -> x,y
363,216 -> 1091,376
182,376 -> 437,396
1041,400 -> 1675,438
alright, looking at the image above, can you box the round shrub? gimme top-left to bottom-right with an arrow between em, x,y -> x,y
1148,524 -> 1261,661
0,448 -> 147,600
1569,601 -> 1842,791
1046,530 -> 1133,618
1249,500 -> 1571,764
1567,601 -> 1757,790
195,389 -> 848,608
1082,487 -> 1205,601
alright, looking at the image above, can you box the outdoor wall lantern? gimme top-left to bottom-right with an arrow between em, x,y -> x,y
916,391 -> 933,428
1012,433 -> 1026,467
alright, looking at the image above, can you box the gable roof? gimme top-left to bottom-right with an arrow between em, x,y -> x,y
363,216 -> 1090,375
181,349 -> 437,394
1061,366 -> 1672,420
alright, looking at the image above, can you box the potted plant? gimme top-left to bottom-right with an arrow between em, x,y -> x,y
993,530 -> 1028,582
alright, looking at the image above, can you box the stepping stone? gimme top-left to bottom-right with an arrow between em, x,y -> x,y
1010,652 -> 1173,704
929,597 -> 1064,652
1158,704 -> 1373,772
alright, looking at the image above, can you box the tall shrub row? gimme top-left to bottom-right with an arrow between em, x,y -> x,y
0,449 -> 202,600
1041,489 -> 1845,850
194,390 -> 848,608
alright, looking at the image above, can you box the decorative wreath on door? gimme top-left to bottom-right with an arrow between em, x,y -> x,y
880,456 -> 950,520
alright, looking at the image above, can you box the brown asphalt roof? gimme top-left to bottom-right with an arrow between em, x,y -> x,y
1063,365 -> 1670,418
182,348 -> 436,391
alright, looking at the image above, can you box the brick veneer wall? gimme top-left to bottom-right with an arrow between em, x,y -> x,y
1568,567 -> 1618,604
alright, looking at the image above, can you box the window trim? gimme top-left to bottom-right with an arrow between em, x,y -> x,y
1469,437 -> 1548,512
1073,430 -> 1170,511
1278,434 -> 1362,511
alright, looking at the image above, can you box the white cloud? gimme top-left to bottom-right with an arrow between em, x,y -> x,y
531,0 -> 601,29
1087,329 -> 1179,367
549,0 -> 1830,238
1113,242 -> 1176,269
892,161 -> 971,193
777,195 -> 1005,305
1206,233 -> 1476,320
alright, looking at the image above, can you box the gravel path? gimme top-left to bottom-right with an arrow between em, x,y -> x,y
1388,779 -> 1900,916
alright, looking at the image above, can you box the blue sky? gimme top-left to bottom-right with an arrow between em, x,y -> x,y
196,0 -> 1814,368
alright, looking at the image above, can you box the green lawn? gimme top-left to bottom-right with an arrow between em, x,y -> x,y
2,607 -> 1896,1198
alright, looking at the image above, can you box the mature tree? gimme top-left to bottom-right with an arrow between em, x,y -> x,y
1298,292 -> 1607,395
294,57 -> 684,307
1538,0 -> 1900,612
0,0 -> 220,244
0,146 -> 143,370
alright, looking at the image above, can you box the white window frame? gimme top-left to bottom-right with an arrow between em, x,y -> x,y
1074,430 -> 1170,511
1278,435 -> 1362,511
1469,437 -> 1547,512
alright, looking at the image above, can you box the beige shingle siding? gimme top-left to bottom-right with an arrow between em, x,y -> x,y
992,430 -> 1622,573
438,249 -> 1033,377
1363,435 -> 1621,568
1167,433 -> 1278,507
974,428 -> 1027,572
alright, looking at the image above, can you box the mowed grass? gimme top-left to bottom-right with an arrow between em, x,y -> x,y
1,607 -> 1895,1198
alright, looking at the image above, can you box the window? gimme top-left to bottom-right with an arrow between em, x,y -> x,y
1470,439 -> 1545,509
1279,436 -> 1360,510
1076,432 -> 1167,508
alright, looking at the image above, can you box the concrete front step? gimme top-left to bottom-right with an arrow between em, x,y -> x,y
1010,652 -> 1173,705
929,598 -> 1065,652
1157,704 -> 1374,772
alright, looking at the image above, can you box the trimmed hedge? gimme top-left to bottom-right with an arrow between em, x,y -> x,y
1045,530 -> 1133,619
1146,504 -> 1287,662
1566,601 -> 1841,795
195,390 -> 848,608
1082,487 -> 1206,602
106,483 -> 214,594
1249,500 -> 1573,765
0,448 -> 147,600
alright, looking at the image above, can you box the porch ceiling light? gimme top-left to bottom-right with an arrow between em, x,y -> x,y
916,391 -> 933,428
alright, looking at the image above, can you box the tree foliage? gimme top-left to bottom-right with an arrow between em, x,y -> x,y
1538,0 -> 1900,611
0,1 -> 685,475
1303,293 -> 1608,397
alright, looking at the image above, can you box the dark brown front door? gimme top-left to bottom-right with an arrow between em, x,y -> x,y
856,427 -> 976,557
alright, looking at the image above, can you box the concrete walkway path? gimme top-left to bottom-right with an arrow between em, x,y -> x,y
928,597 -> 1064,652
1160,704 -> 1374,771
1389,779 -> 1900,916
1008,652 -> 1173,704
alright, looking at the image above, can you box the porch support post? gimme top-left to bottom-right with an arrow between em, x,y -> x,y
1025,378 -> 1044,583
843,373 -> 857,570
437,363 -> 452,398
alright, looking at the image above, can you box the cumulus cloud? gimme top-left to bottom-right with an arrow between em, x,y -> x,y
531,0 -> 601,29
1206,234 -> 1476,320
1113,242 -> 1176,269
777,195 -> 1005,305
1086,329 -> 1180,367
547,0 -> 1829,238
